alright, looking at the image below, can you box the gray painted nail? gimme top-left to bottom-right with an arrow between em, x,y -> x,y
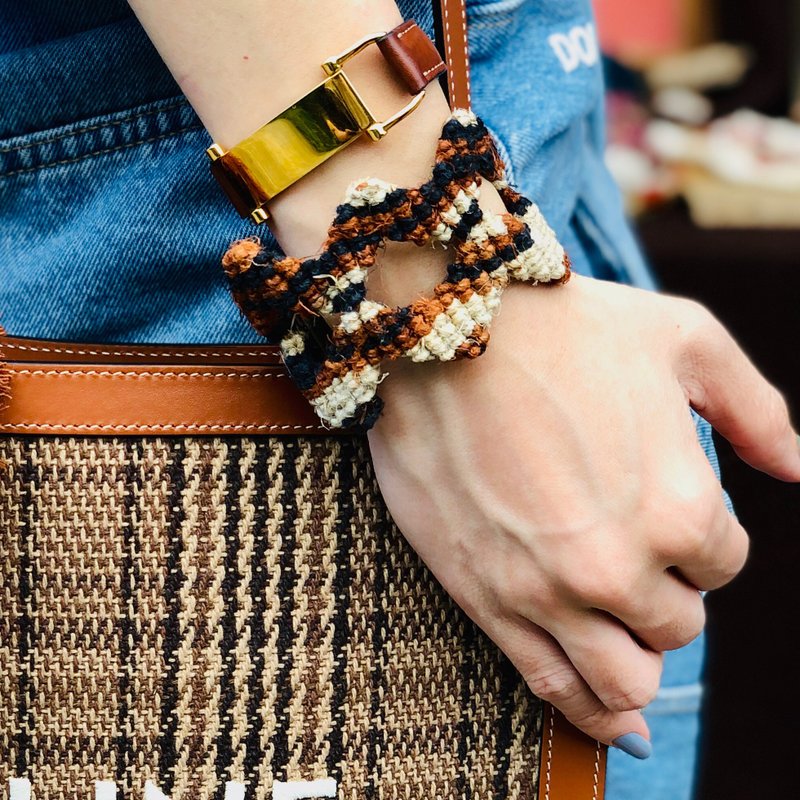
612,732 -> 653,760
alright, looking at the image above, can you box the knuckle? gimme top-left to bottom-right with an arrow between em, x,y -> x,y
527,666 -> 582,705
637,597 -> 706,650
676,302 -> 730,378
563,563 -> 637,611
680,299 -> 722,343
561,571 -> 597,604
661,629 -> 699,651
716,530 -> 750,586
567,703 -> 613,732
761,385 -> 793,441
497,568 -> 559,617
603,677 -> 660,713
663,487 -> 720,560
673,516 -> 710,559
733,529 -> 751,571
664,607 -> 706,650
595,577 -> 637,612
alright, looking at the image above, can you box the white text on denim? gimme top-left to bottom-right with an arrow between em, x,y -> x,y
548,23 -> 599,73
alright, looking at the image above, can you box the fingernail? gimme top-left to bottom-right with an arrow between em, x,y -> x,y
612,732 -> 653,760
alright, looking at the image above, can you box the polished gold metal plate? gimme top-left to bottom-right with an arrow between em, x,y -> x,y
207,32 -> 424,223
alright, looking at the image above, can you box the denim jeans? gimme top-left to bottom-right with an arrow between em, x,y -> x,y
1,2 -> 724,797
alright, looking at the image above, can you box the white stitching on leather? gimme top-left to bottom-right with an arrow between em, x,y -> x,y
395,21 -> 417,38
4,369 -> 326,433
0,422 -> 323,433
542,705 -> 604,799
544,705 -> 555,800
423,60 -> 446,77
592,739 -> 601,800
442,0 -> 471,108
3,342 -> 273,359
443,1 -> 456,104
13,369 -> 286,379
460,0 -> 472,107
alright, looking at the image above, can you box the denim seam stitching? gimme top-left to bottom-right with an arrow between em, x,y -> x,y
3,343 -> 272,359
0,123 -> 204,178
0,97 -> 191,155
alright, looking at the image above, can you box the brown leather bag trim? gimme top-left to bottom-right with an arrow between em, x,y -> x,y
0,337 -> 323,436
439,0 -> 471,109
539,705 -> 607,800
0,337 -> 282,366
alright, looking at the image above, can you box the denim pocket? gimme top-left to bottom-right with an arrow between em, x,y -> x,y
0,96 -> 199,179
0,95 -> 261,344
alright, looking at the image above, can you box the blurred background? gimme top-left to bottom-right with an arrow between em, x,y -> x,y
593,0 -> 800,796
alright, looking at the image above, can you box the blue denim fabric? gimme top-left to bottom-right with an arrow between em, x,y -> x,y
1,2 -> 725,798
0,0 -> 655,343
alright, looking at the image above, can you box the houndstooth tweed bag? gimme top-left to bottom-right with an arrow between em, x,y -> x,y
0,334 -> 604,800
0,1 -> 605,796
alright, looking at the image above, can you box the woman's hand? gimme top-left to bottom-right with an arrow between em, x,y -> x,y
368,272 -> 800,751
125,0 -> 799,749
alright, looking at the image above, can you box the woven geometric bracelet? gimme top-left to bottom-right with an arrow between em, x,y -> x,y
222,110 -> 571,430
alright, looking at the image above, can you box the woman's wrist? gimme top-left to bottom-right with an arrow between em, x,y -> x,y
269,88 -> 454,257
127,0 -> 451,254
128,1 -> 406,144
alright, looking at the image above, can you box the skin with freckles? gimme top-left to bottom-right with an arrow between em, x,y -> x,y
128,0 -> 800,751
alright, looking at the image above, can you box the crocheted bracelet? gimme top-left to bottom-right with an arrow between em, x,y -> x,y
222,110 -> 570,429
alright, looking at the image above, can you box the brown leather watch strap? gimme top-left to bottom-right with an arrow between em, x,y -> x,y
378,20 -> 447,94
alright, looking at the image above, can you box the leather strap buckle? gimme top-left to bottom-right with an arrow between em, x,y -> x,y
321,32 -> 426,142
207,20 -> 444,225
322,31 -> 425,142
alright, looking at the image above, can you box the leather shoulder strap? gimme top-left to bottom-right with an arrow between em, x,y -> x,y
540,707 -> 607,800
435,0 -> 472,109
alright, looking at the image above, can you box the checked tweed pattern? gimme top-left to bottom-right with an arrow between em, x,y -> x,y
0,435 -> 544,799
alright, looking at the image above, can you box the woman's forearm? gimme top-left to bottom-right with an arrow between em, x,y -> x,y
127,1 -> 452,256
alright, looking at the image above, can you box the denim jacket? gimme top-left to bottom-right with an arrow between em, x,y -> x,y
0,0 -> 652,343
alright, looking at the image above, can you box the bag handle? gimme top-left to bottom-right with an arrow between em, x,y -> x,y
434,0 -> 472,109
